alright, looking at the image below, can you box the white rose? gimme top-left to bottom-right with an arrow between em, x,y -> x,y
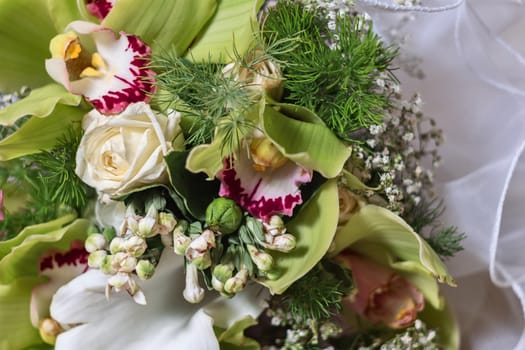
75,102 -> 182,196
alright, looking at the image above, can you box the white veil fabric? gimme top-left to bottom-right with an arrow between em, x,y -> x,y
358,0 -> 525,348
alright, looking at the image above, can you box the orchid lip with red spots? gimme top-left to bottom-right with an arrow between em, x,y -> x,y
45,21 -> 155,115
217,150 -> 313,222
30,241 -> 89,328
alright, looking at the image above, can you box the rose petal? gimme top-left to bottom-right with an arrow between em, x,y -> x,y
218,150 -> 312,221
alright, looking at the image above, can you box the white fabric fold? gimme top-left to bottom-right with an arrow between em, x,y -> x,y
366,1 -> 525,349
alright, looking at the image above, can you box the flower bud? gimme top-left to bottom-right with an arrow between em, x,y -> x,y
109,237 -> 126,254
263,215 -> 286,236
39,318 -> 64,345
100,255 -> 117,275
191,252 -> 212,270
247,244 -> 274,271
138,215 -> 158,238
211,264 -> 234,292
124,235 -> 147,257
158,211 -> 177,234
205,197 -> 243,234
88,250 -> 108,269
183,263 -> 205,303
85,233 -> 107,253
108,272 -> 130,289
267,233 -> 296,252
223,268 -> 249,294
173,233 -> 191,255
113,252 -> 137,273
136,260 -> 156,280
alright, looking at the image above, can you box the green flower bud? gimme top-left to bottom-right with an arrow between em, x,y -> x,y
136,260 -> 156,280
211,264 -> 234,292
247,244 -> 274,271
138,215 -> 157,238
88,250 -> 108,269
158,212 -> 177,233
85,233 -> 107,253
205,197 -> 243,234
192,252 -> 212,270
109,237 -> 126,254
100,255 -> 117,275
223,269 -> 248,294
124,236 -> 147,257
267,233 -> 296,252
173,233 -> 191,255
113,252 -> 137,273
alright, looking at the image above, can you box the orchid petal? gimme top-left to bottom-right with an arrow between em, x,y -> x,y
215,316 -> 260,350
0,217 -> 90,349
420,300 -> 460,350
0,84 -> 82,126
262,104 -> 351,178
188,0 -> 263,63
218,151 -> 312,221
51,251 -> 266,350
0,218 -> 89,283
0,277 -> 45,350
102,0 -> 217,54
330,205 -> 456,288
45,21 -> 156,115
46,0 -> 90,32
260,179 -> 339,294
0,0 -> 56,91
0,104 -> 84,161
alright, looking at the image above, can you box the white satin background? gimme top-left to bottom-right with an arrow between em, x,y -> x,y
360,1 -> 525,349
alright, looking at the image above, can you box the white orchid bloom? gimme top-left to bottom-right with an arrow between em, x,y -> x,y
50,251 -> 267,349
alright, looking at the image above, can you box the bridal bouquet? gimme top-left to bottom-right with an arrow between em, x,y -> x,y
0,0 -> 465,349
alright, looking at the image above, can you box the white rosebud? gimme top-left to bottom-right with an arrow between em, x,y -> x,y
85,233 -> 107,253
183,263 -> 205,304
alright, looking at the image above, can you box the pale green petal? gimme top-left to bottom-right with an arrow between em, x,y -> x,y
0,84 -> 82,126
262,105 -> 351,178
341,169 -> 378,191
0,218 -> 89,284
0,277 -> 45,350
0,214 -> 77,259
216,316 -> 260,350
0,105 -> 85,161
46,0 -> 89,33
261,179 -> 339,294
420,300 -> 460,350
185,136 -> 224,179
102,0 -> 217,54
330,205 -> 456,286
187,0 -> 262,63
0,0 -> 56,91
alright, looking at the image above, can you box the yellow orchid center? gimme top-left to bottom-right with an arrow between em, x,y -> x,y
50,32 -> 82,60
249,137 -> 287,172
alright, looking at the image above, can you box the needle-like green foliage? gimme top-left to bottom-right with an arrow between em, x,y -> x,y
263,1 -> 398,140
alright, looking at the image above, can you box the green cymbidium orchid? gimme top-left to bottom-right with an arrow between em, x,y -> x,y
0,214 -> 90,350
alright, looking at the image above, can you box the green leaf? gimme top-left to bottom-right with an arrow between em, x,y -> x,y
215,316 -> 260,350
165,151 -> 220,220
262,105 -> 351,178
0,84 -> 82,126
102,0 -> 217,54
0,0 -> 57,91
0,277 -> 45,350
0,104 -> 84,161
330,205 -> 456,287
187,0 -> 262,63
261,179 -> 339,294
0,217 -> 89,283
